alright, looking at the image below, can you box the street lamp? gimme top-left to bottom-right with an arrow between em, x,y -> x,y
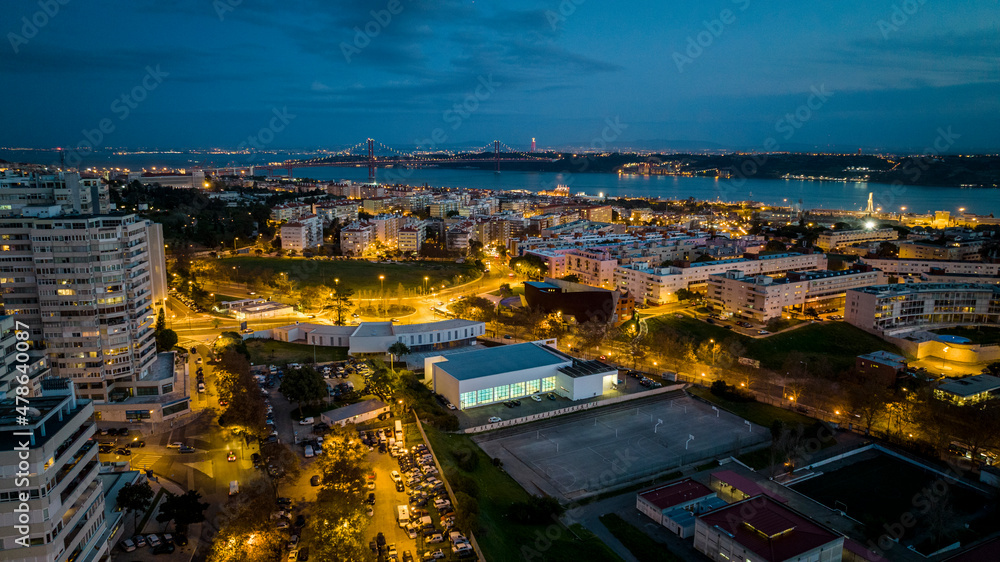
424,276 -> 429,295
379,275 -> 385,317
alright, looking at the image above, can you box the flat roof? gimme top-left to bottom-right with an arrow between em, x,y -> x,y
525,281 -> 560,290
638,478 -> 714,510
322,398 -> 388,422
699,495 -> 840,562
558,359 -> 616,378
391,319 -> 481,334
937,374 -> 1000,397
710,470 -> 788,503
434,343 -> 568,381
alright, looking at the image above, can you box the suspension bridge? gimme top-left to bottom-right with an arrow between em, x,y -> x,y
212,139 -> 553,180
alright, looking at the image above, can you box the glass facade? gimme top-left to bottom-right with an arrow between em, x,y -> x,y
457,376 -> 560,409
541,377 -> 556,392
494,385 -> 510,401
477,388 -> 493,404
510,382 -> 526,398
525,380 -> 540,395
460,391 -> 476,409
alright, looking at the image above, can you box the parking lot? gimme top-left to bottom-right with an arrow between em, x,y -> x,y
477,392 -> 769,500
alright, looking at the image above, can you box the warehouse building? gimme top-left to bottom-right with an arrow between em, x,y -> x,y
428,343 -> 616,409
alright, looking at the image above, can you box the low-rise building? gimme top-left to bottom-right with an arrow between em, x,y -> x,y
523,278 -> 630,324
321,398 -> 390,427
816,227 -> 896,250
340,221 -> 376,256
935,374 -> 1000,406
270,201 -> 313,223
273,319 -> 486,356
398,225 -> 425,253
859,258 -> 1000,277
856,351 -> 908,386
636,479 -> 725,538
694,495 -> 844,562
429,342 -> 617,409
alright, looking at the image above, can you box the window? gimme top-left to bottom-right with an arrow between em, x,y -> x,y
525,380 -> 540,395
476,388 -> 493,404
541,377 -> 556,392
510,382 -> 526,398
460,392 -> 476,409
494,385 -> 510,401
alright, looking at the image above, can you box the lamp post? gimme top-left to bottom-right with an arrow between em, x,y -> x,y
424,276 -> 429,295
234,237 -> 239,252
379,275 -> 385,317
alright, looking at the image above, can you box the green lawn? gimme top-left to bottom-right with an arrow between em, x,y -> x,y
932,326 -> 1000,346
649,317 -> 904,372
687,387 -> 817,430
246,339 -> 348,366
599,513 -> 684,562
212,294 -> 243,302
223,256 -> 480,291
424,427 -> 623,562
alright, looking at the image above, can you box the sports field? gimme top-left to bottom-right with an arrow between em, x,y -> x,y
478,393 -> 768,500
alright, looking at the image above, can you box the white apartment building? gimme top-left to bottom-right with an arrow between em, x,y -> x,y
0,212 -> 180,416
270,202 -> 313,223
313,200 -> 359,225
615,253 -> 827,305
564,249 -> 618,288
429,200 -> 461,218
398,225 -> 425,254
447,220 -> 477,251
846,283 -> 1000,334
370,214 -> 403,248
280,214 -> 323,251
707,267 -> 886,322
340,221 -> 376,256
0,315 -> 51,399
815,227 -> 897,250
0,170 -> 108,217
897,239 -> 985,261
859,258 -> 1000,277
0,381 -> 109,562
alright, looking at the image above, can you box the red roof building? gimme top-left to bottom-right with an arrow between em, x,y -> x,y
694,495 -> 844,562
636,479 -> 726,538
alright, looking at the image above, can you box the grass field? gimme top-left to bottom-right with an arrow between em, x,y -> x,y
792,453 -> 986,542
246,339 -> 348,366
223,256 -> 480,291
649,317 -> 904,372
599,513 -> 684,562
932,326 -> 1000,346
423,426 -> 624,562
687,387 -> 821,433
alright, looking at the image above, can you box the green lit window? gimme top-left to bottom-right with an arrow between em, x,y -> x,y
477,388 -> 493,404
525,380 -> 540,395
494,385 -> 510,401
510,382 -> 526,398
460,392 -> 477,409
541,377 -> 556,392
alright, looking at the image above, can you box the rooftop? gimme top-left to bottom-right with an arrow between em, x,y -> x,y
322,398 -> 388,422
434,343 -> 569,381
557,358 -> 616,378
698,495 -> 840,562
857,350 -> 907,368
710,470 -> 788,503
852,283 -> 1000,296
638,478 -> 714,510
937,374 -> 1000,397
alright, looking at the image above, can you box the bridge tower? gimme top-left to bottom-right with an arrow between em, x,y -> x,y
367,138 -> 375,183
494,140 -> 500,173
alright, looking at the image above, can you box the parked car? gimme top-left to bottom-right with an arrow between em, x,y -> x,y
310,475 -> 321,486
166,442 -> 184,449
118,538 -> 137,552
530,394 -> 542,402
146,534 -> 161,548
299,417 -> 314,425
133,535 -> 147,548
227,451 -> 236,462
487,416 -> 502,423
152,543 -> 175,555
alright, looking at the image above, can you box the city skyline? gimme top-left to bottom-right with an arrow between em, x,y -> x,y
1,0 -> 998,152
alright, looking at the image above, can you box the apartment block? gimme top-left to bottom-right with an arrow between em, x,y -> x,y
0,315 -> 51,399
897,239 -> 985,261
0,170 -> 108,217
340,221 -> 376,256
615,253 -> 827,305
398,225 -> 425,254
370,214 -> 403,247
0,380 -> 109,562
846,283 -> 1000,334
815,228 -> 896,250
280,214 -> 323,251
860,257 -> 1000,277
429,200 -> 461,218
270,201 -> 312,223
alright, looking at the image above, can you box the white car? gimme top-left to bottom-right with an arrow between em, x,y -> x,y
530,395 -> 542,402
298,417 -> 314,425
166,442 -> 184,449
146,534 -> 161,548
390,470 -> 402,483
488,416 -> 502,423
446,403 -> 457,410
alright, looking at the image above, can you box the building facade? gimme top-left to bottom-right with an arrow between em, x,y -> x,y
280,214 -> 323,251
816,228 -> 896,250
846,283 -> 1000,334
340,221 -> 376,256
0,170 -> 108,217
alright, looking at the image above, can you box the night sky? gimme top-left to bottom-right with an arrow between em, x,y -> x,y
2,0 -> 998,152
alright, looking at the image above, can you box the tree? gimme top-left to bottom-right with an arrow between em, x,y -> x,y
117,480 -> 154,533
764,240 -> 787,252
387,342 -> 411,371
577,318 -> 610,357
207,479 -> 283,562
450,296 -> 496,323
155,328 -> 178,352
983,362 -> 1000,376
332,287 -> 354,326
279,366 -> 327,415
675,288 -> 698,301
874,241 -> 899,258
509,254 -> 547,280
155,308 -> 167,332
847,378 -> 890,435
260,441 -> 302,494
156,490 -> 209,533
214,331 -> 249,359
560,274 -> 581,283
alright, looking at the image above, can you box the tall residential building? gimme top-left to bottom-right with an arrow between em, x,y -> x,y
846,283 -> 1000,334
0,211 -> 182,421
280,214 -> 323,251
0,170 -> 108,217
0,315 -> 51,398
340,221 -> 376,256
398,225 -> 425,254
0,380 -> 110,562
815,227 -> 896,250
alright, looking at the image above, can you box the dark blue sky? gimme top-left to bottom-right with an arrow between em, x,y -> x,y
2,0 -> 998,152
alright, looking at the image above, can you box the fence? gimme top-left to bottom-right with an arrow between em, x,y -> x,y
460,384 -> 687,434
413,414 -> 486,562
